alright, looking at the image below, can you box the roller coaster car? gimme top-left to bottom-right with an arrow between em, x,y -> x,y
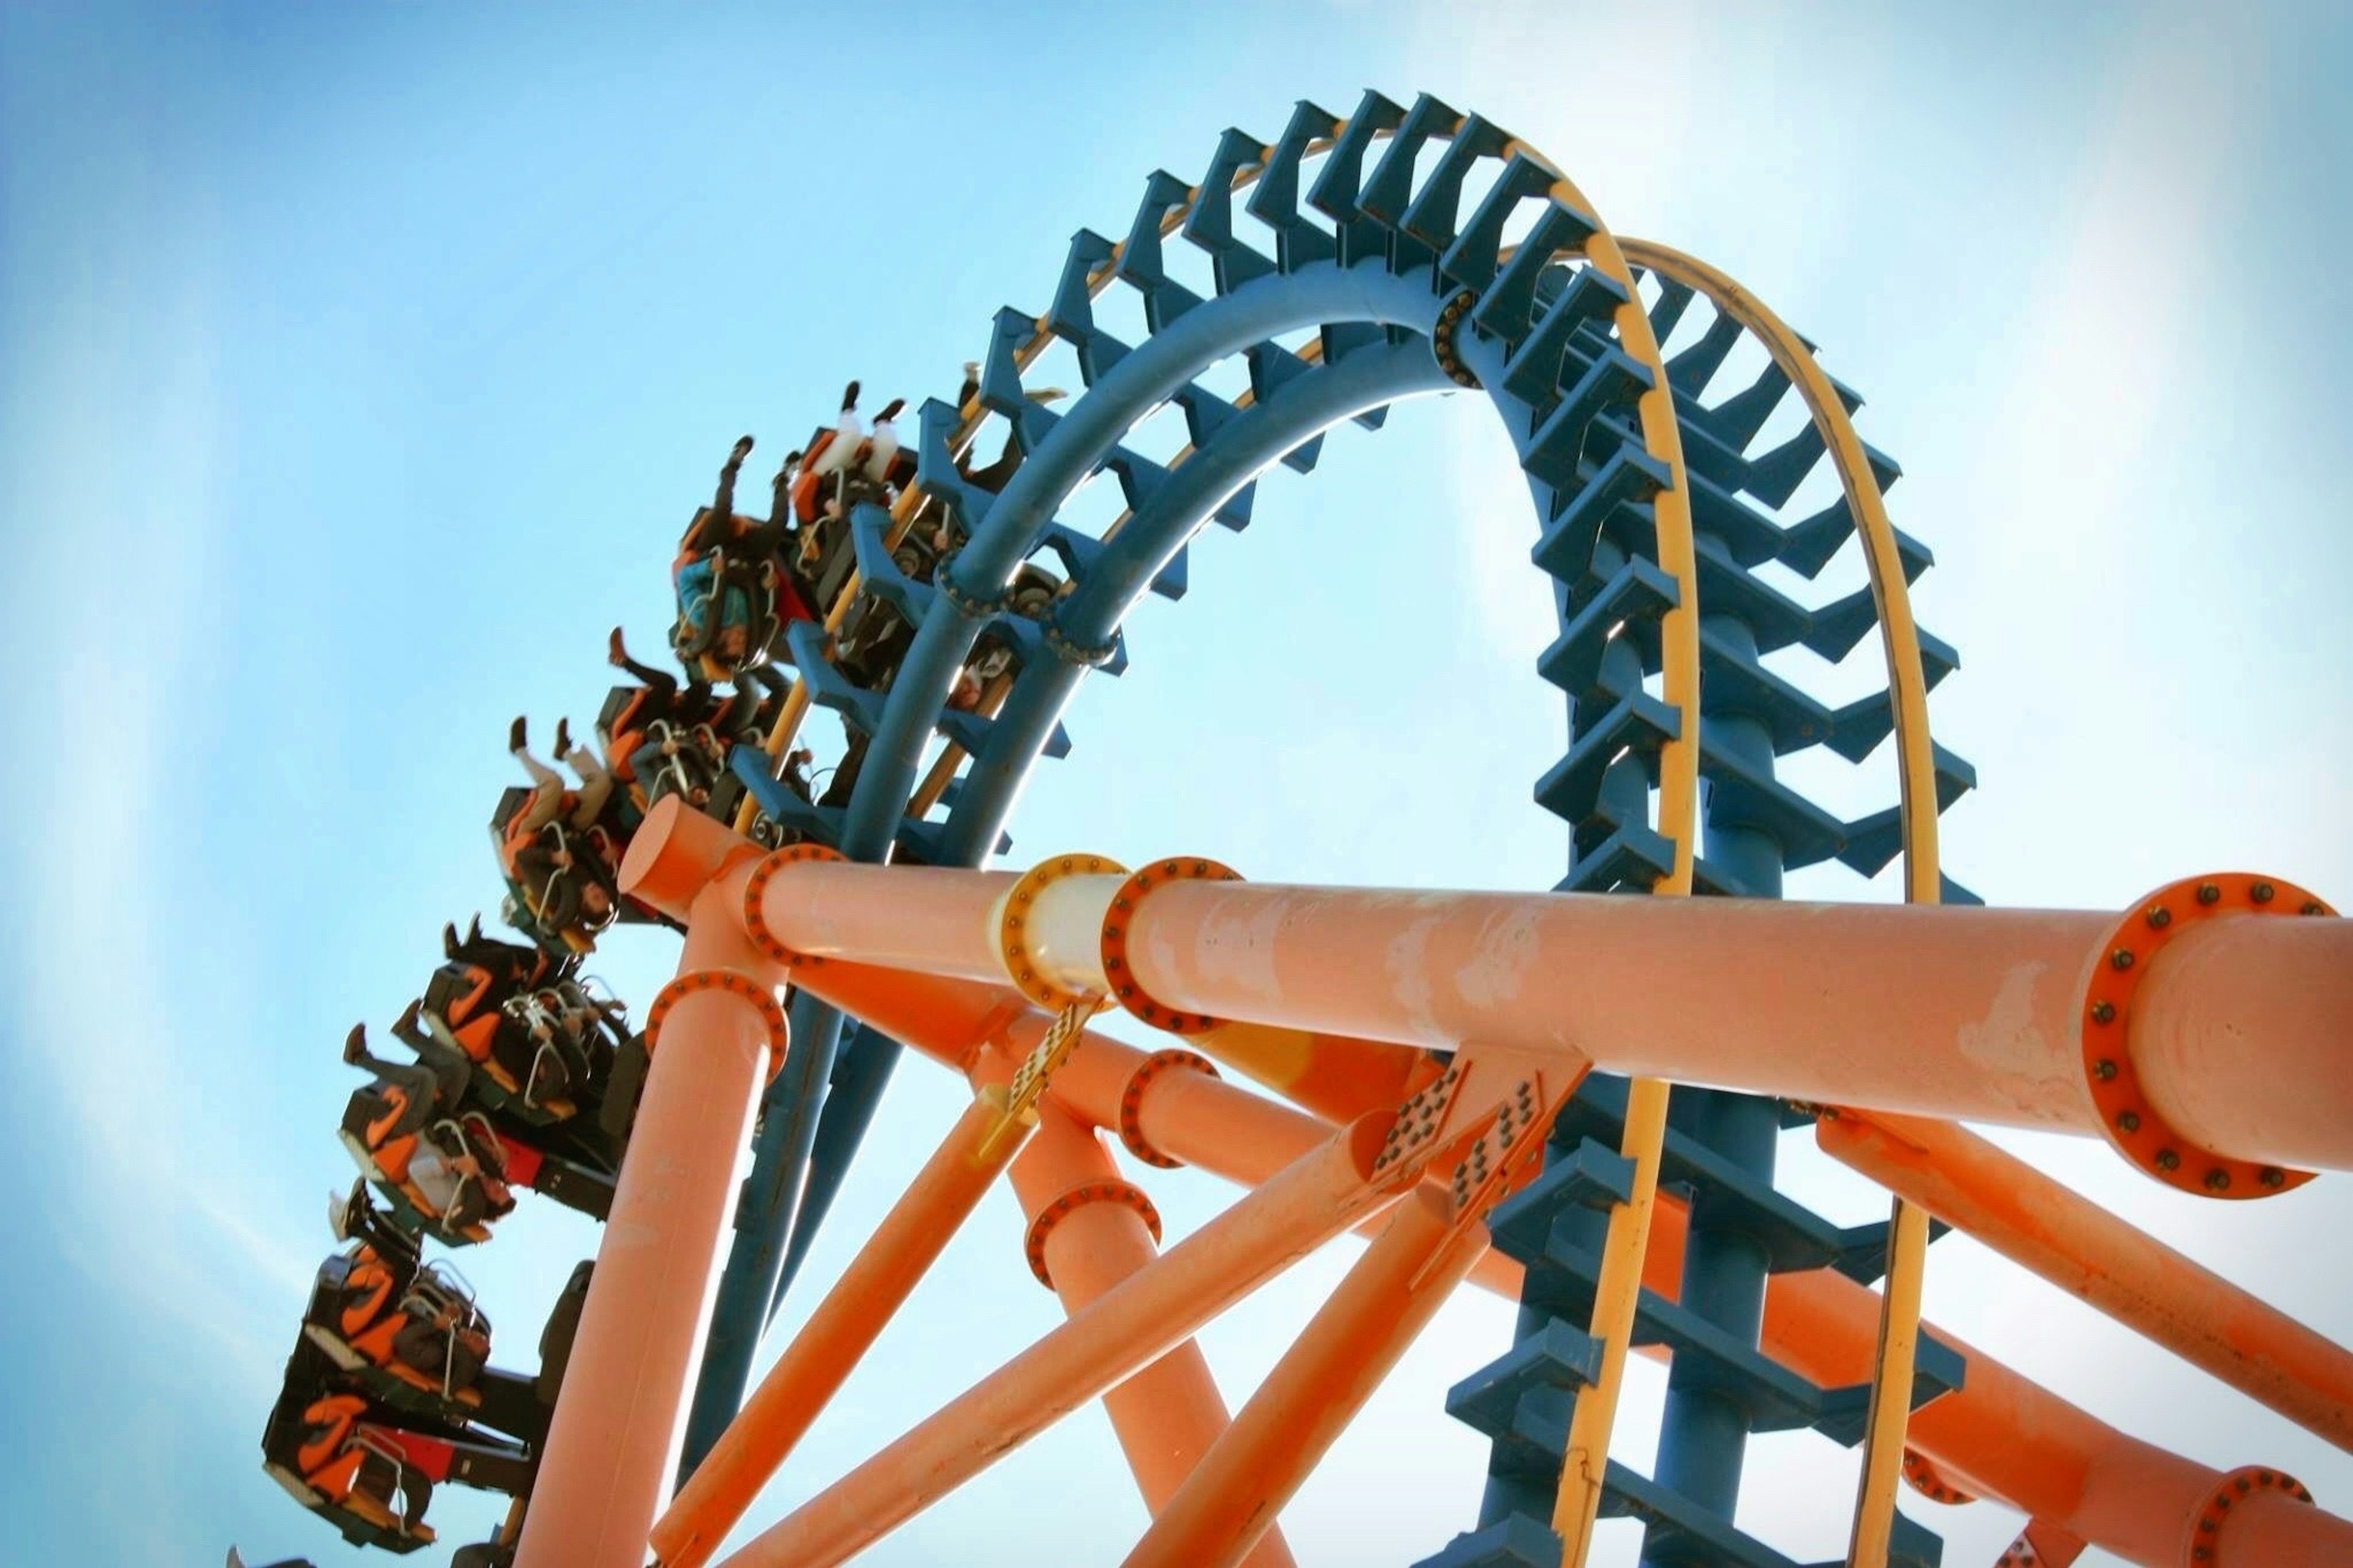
598,680 -> 773,786
262,1343 -> 533,1554
490,785 -> 651,957
420,925 -> 645,1150
671,535 -> 817,683
338,1090 -> 517,1248
301,1186 -> 491,1422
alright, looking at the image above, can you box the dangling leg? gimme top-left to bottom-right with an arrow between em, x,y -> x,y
390,1001 -> 474,1118
508,719 -> 564,837
344,1026 -> 441,1139
607,627 -> 677,699
563,741 -> 613,831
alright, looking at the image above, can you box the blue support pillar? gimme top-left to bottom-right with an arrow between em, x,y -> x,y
769,1025 -> 901,1314
1643,606 -> 1784,1564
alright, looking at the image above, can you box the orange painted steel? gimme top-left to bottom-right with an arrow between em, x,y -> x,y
1189,1020 -> 1435,1127
1816,1107 -> 2353,1452
649,1088 -> 1028,1568
1007,1096 -> 1297,1568
749,859 -> 2353,1169
2126,898 -> 2346,1175
713,1113 -> 1406,1568
1621,1201 -> 2353,1567
1123,1186 -> 1491,1568
615,818 -> 2353,1565
515,865 -> 785,1568
770,950 -> 2353,1562
2212,1481 -> 2347,1567
985,1020 -> 2353,1568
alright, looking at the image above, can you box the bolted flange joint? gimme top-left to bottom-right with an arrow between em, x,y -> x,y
742,842 -> 847,968
644,969 -> 790,1081
2080,872 -> 2332,1200
1116,1048 -> 1221,1168
1023,1180 -> 1161,1289
1099,857 -> 1243,1035
997,853 -> 1128,1011
2183,1464 -> 2314,1565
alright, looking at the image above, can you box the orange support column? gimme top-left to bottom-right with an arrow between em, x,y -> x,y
1009,1099 -> 1295,1567
1124,1186 -> 1490,1568
650,1088 -> 1029,1568
1816,1108 -> 2353,1450
715,1115 -> 1404,1568
515,860 -> 787,1568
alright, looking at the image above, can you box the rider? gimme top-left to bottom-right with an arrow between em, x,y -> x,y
501,717 -> 620,948
674,435 -> 817,680
603,627 -> 740,813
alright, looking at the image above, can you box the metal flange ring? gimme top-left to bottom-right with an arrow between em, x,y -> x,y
933,548 -> 1007,619
644,969 -> 790,1081
1900,1448 -> 1974,1507
743,842 -> 847,968
2081,872 -> 2332,1199
2184,1464 -> 2313,1564
1432,288 -> 1482,388
1023,1180 -> 1161,1289
1099,857 -> 1243,1035
998,853 -> 1128,1011
1116,1048 -> 1220,1168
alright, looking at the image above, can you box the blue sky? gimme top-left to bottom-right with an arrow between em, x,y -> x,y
3,2 -> 2349,1564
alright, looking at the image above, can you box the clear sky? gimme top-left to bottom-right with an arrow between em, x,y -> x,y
4,2 -> 2349,1564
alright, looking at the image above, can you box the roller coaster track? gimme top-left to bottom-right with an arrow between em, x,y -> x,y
685,88 -> 1999,1566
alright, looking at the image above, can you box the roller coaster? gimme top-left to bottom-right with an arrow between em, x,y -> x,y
246,91 -> 2353,1568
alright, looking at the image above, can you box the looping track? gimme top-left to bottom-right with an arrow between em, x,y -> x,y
694,87 -> 1980,1558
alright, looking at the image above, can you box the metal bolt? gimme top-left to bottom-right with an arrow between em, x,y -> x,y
2110,948 -> 2135,971
2251,882 -> 2275,903
2091,999 -> 2116,1024
2156,1148 -> 2180,1172
2204,1169 -> 2230,1192
2118,1111 -> 2141,1134
2094,1059 -> 2118,1081
2146,905 -> 2172,928
2304,901 -> 2326,915
2261,1167 -> 2287,1188
2197,883 -> 2222,904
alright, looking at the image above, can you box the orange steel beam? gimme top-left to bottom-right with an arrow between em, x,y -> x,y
713,1114 -> 1408,1568
779,946 -> 2353,1567
1123,1186 -> 1493,1568
650,1088 -> 1030,1568
516,857 -> 787,1568
1002,1081 -> 1297,1568
1817,1108 -> 2353,1452
749,860 -> 2353,1170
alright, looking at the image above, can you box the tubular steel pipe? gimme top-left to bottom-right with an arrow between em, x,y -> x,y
1123,1187 -> 1490,1568
779,946 -> 2353,1566
1006,1096 -> 1296,1568
1637,1202 -> 2353,1568
750,863 -> 2353,1170
651,1089 -> 1028,1568
1817,1108 -> 2353,1452
2130,912 -> 2351,1172
516,867 -> 785,1568
714,1115 -> 1405,1568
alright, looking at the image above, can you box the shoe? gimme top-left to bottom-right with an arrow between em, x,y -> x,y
509,716 -> 527,754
